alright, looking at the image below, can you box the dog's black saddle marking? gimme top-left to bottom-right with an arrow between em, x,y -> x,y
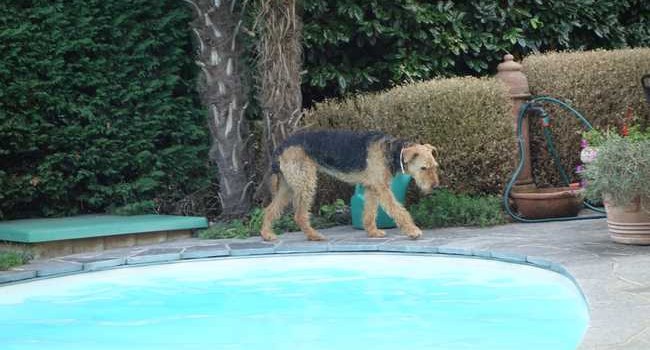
272,130 -> 408,174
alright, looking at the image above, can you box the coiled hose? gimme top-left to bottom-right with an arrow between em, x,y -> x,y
503,96 -> 606,223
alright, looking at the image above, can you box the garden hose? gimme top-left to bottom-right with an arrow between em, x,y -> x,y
503,96 -> 606,223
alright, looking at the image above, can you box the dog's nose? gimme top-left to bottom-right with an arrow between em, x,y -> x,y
426,184 -> 441,194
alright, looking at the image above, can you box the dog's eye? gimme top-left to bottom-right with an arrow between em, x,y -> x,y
420,166 -> 428,170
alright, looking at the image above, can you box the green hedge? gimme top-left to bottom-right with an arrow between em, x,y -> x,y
303,0 -> 650,103
523,48 -> 650,187
304,76 -> 515,202
0,1 -> 209,219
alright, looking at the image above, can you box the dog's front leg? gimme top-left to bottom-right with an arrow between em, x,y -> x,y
362,189 -> 386,238
374,185 -> 422,239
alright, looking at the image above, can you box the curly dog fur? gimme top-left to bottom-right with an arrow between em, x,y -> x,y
260,130 -> 440,241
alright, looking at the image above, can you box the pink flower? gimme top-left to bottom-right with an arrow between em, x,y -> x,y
580,139 -> 588,149
575,165 -> 584,173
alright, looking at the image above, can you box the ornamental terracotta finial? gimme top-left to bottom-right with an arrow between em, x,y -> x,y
496,54 -> 530,98
496,53 -> 534,189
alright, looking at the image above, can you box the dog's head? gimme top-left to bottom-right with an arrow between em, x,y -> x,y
402,144 -> 440,194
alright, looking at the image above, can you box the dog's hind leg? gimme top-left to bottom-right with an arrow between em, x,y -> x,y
362,189 -> 386,238
280,148 -> 325,241
260,174 -> 291,241
373,185 -> 422,239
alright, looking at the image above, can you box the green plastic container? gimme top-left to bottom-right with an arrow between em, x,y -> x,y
350,174 -> 412,229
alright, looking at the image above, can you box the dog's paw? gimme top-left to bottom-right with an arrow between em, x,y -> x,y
367,229 -> 386,238
260,230 -> 278,241
307,232 -> 327,241
404,227 -> 422,240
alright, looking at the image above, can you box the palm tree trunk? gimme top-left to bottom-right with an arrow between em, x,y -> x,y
254,0 -> 303,203
184,0 -> 253,218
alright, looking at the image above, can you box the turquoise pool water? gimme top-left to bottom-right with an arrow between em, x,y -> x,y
0,254 -> 588,350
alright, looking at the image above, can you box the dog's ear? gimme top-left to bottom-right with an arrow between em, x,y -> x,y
402,146 -> 419,163
423,144 -> 438,157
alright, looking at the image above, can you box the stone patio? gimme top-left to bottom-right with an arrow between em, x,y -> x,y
1,218 -> 649,349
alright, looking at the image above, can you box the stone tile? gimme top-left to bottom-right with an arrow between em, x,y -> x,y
26,260 -> 84,277
579,305 -> 650,349
437,246 -> 472,256
0,269 -> 37,284
95,246 -> 147,259
548,262 -> 569,275
181,244 -> 229,259
526,255 -> 553,268
470,249 -> 492,258
275,242 -> 329,254
379,243 -> 438,254
321,226 -> 411,241
276,231 -> 335,243
84,257 -> 125,271
153,238 -> 205,249
489,251 -> 527,263
328,238 -> 389,252
63,256 -> 126,271
228,242 -> 276,256
126,248 -> 182,265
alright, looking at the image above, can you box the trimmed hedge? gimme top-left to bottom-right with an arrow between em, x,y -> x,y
523,48 -> 650,187
304,76 -> 515,201
0,1 -> 209,219
303,0 -> 650,103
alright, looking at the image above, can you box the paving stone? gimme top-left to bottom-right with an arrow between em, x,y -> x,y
84,257 -> 125,271
379,243 -> 438,254
579,305 -> 650,349
437,246 -> 472,256
126,248 -> 182,265
548,262 -> 570,275
0,269 -> 37,284
63,256 -> 126,271
525,255 -> 553,268
328,238 -> 388,252
275,242 -> 329,254
181,244 -> 229,259
27,260 -> 83,277
470,250 -> 492,258
228,242 -> 276,256
489,251 -> 527,263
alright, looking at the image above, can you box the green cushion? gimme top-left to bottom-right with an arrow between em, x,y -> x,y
0,215 -> 208,243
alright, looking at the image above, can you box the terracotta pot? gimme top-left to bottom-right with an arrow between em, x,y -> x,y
604,195 -> 650,245
510,187 -> 584,219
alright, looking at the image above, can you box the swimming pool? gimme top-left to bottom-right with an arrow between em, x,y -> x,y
0,253 -> 588,350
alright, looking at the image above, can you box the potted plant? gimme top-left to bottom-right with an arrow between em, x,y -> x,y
580,115 -> 650,245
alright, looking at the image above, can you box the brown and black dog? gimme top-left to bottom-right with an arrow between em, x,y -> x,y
260,130 -> 440,241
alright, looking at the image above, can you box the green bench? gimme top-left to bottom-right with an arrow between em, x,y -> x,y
0,215 -> 208,259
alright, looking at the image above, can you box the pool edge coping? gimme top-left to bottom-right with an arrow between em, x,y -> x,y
0,245 -> 587,306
